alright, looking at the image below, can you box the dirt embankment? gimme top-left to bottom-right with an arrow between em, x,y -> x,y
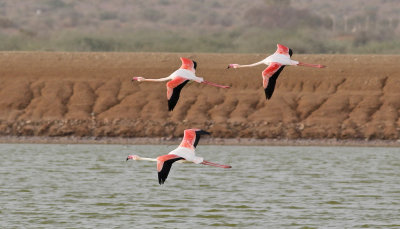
0,52 -> 399,142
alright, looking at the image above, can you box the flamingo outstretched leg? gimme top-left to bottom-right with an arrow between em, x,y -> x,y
201,160 -> 232,168
297,62 -> 326,68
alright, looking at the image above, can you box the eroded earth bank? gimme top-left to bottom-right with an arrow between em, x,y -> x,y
1,52 -> 399,143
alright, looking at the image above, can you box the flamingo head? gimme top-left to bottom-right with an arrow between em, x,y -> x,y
132,76 -> 145,82
227,64 -> 239,69
126,155 -> 141,161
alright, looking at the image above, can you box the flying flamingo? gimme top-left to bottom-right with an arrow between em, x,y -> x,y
227,44 -> 326,100
132,57 -> 230,111
126,129 -> 231,185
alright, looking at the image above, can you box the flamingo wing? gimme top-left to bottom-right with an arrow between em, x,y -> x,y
262,62 -> 285,100
193,129 -> 210,148
180,57 -> 197,73
275,44 -> 293,57
166,77 -> 189,111
179,129 -> 211,149
157,154 -> 184,185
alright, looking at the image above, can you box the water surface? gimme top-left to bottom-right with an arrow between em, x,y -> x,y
1,144 -> 399,228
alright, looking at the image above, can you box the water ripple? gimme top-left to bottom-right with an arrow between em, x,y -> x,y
0,144 -> 399,228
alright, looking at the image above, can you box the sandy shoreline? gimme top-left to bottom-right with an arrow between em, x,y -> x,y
1,136 -> 399,147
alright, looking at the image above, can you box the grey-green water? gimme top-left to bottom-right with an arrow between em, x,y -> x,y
0,144 -> 399,228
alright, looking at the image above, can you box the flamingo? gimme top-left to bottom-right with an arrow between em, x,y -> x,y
227,44 -> 326,100
132,57 -> 230,111
126,129 -> 231,185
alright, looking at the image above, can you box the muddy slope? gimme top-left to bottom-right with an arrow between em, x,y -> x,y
1,52 -> 399,140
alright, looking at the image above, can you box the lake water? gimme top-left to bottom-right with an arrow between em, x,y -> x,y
0,144 -> 399,228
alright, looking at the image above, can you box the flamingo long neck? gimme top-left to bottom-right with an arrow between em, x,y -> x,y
238,61 -> 264,68
138,157 -> 158,162
143,77 -> 170,82
140,156 -> 190,164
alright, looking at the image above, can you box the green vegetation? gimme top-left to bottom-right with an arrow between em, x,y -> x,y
0,0 -> 399,54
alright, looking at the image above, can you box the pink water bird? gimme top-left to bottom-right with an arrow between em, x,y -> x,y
132,57 -> 230,111
227,44 -> 326,100
126,129 -> 232,185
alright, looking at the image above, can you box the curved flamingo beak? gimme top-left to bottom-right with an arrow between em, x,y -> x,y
126,155 -> 140,161
126,155 -> 134,161
227,64 -> 237,69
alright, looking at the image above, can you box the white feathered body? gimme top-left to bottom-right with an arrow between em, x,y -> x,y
167,69 -> 204,83
168,146 -> 204,164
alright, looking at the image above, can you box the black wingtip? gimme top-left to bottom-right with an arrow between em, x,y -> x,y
168,98 -> 176,111
158,172 -> 166,185
167,80 -> 189,112
158,177 -> 165,185
193,129 -> 211,148
263,65 -> 286,101
157,157 -> 183,185
264,87 -> 273,100
197,130 -> 211,135
193,60 -> 197,70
